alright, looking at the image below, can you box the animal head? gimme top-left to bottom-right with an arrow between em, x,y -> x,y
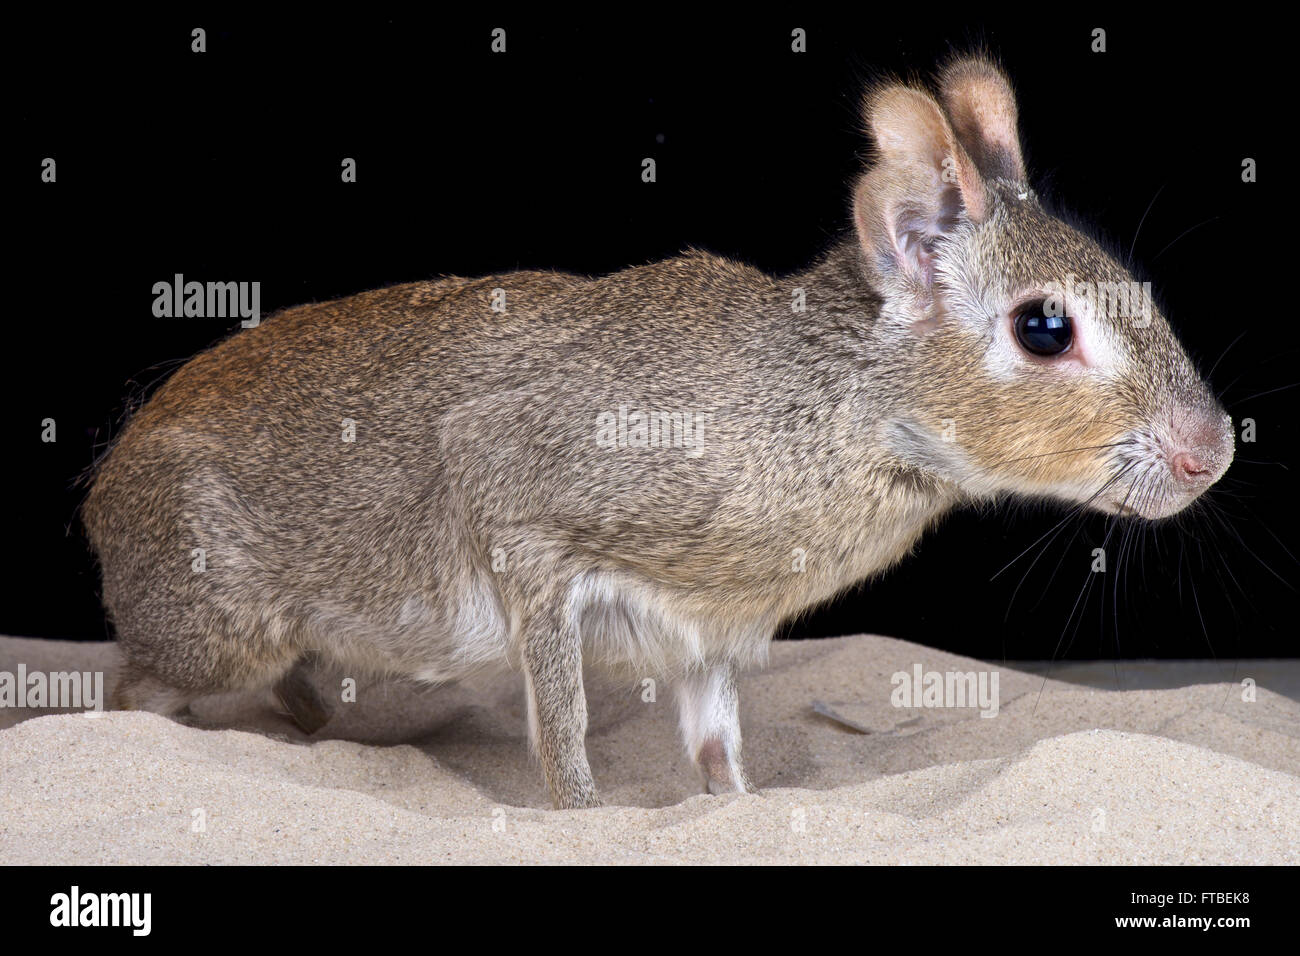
851,55 -> 1232,520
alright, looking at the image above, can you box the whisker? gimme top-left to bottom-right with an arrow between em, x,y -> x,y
1150,215 -> 1221,263
1032,469 -> 1141,711
990,462 -> 1134,582
1007,516 -> 1085,621
1127,182 -> 1166,268
1231,381 -> 1300,404
1205,329 -> 1247,382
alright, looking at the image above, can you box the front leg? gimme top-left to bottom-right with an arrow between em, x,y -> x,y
677,662 -> 755,795
522,611 -> 602,809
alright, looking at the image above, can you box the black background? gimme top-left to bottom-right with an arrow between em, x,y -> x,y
8,12 -> 1292,661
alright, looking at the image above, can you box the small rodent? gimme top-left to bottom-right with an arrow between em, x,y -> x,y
83,55 -> 1232,808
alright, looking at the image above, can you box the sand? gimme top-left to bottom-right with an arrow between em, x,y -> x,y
1,633 -> 1296,864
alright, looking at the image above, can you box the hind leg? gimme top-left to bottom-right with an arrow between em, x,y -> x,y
273,653 -> 334,734
677,662 -> 755,795
112,669 -> 196,717
111,613 -> 305,726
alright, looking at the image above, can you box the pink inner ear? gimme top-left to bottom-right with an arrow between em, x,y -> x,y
886,203 -> 931,283
854,84 -> 993,285
916,243 -> 936,287
884,167 -> 971,286
896,226 -> 937,287
945,75 -> 1025,182
954,154 -> 988,222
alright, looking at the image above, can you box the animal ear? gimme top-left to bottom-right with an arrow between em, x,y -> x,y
852,84 -> 988,289
937,56 -> 1026,183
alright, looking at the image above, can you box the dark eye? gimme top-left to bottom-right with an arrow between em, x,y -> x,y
1014,300 -> 1073,357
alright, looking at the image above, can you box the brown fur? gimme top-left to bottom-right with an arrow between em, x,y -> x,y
82,56 -> 1231,808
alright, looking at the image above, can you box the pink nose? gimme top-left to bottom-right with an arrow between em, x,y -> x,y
1164,408 -> 1233,496
1171,451 -> 1209,480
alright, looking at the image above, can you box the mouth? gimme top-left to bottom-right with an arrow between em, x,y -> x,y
1093,476 -> 1210,521
1098,499 -> 1143,518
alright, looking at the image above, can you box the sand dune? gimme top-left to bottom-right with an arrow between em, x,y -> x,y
1,634 -> 1296,864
